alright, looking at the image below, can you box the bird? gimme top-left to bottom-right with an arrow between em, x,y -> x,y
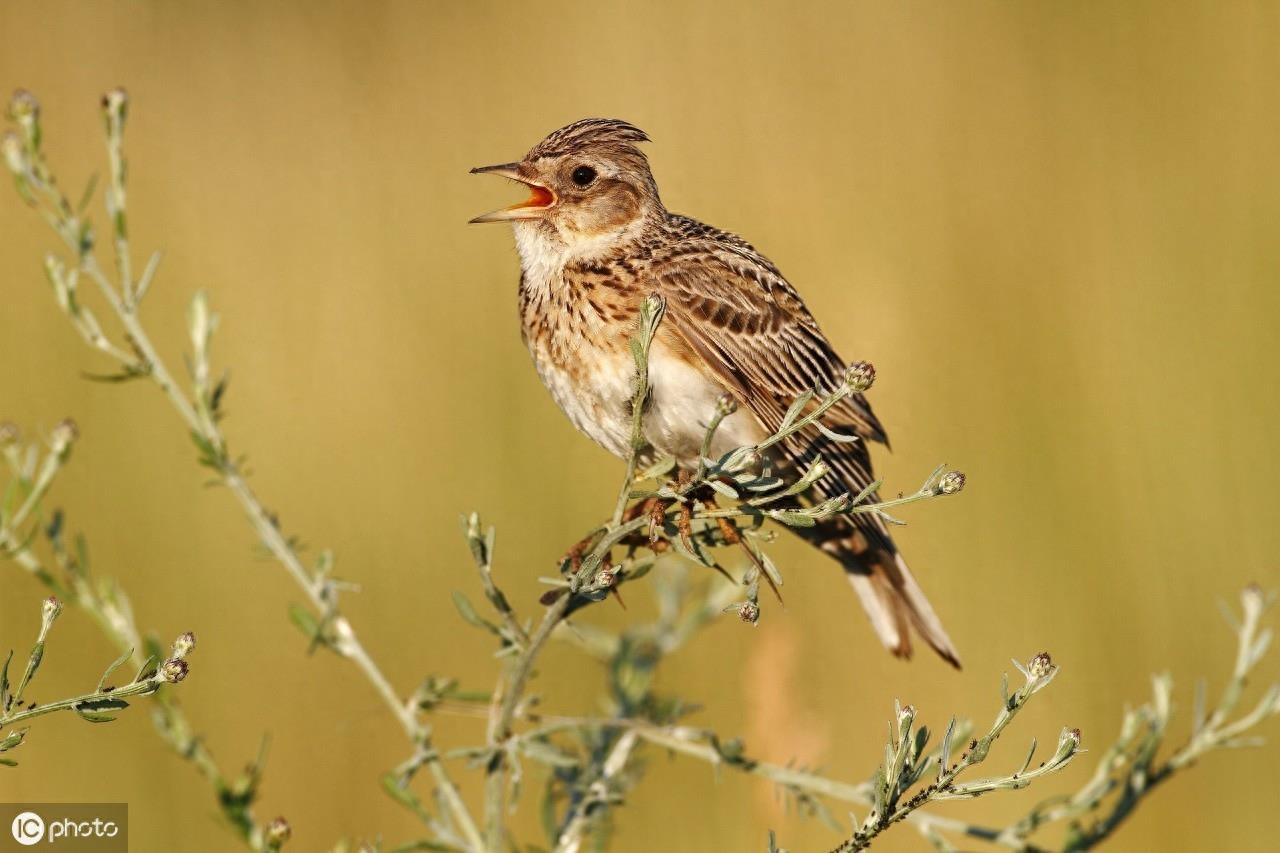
469,118 -> 960,667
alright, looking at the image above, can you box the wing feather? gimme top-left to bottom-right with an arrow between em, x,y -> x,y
652,216 -> 891,544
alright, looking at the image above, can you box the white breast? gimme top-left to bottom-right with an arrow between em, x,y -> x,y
514,220 -> 767,466
644,343 -> 767,462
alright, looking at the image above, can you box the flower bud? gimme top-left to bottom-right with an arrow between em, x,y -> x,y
0,422 -> 19,447
7,91 -> 39,158
171,631 -> 197,660
160,658 -> 189,684
1028,651 -> 1053,679
844,361 -> 876,393
715,393 -> 739,418
8,89 -> 39,126
1,131 -> 26,175
101,87 -> 129,128
593,567 -> 616,589
1241,583 -> 1267,623
937,470 -> 965,496
42,595 -> 62,626
1052,727 -> 1082,763
737,601 -> 760,625
264,816 -> 292,847
51,418 -> 78,455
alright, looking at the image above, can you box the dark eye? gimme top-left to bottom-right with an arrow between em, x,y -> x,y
571,165 -> 597,187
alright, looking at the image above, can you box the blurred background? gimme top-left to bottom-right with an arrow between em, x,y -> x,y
1,1 -> 1278,850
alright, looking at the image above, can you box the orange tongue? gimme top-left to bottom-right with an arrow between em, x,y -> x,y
513,185 -> 554,209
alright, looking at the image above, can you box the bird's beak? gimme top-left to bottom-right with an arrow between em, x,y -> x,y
468,162 -> 556,224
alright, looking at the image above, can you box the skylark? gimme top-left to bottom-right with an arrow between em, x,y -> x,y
470,119 -> 960,667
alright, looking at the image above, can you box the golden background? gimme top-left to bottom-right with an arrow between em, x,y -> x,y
2,1 -> 1278,850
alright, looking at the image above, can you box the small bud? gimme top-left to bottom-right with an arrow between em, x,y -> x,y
898,703 -> 916,729
733,448 -> 763,473
171,631 -> 197,660
1,131 -> 26,175
937,470 -> 966,496
737,601 -> 760,625
1028,651 -> 1053,679
101,87 -> 129,127
1241,583 -> 1268,623
42,595 -> 63,626
160,658 -> 189,684
8,89 -> 39,125
844,361 -> 876,393
264,816 -> 292,847
593,568 -> 616,589
0,422 -> 19,447
715,393 -> 739,418
51,418 -> 79,454
1053,727 -> 1082,763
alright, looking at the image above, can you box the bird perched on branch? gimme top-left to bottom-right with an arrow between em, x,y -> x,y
470,119 -> 960,667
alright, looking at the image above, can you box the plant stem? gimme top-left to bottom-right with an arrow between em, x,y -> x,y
553,730 -> 639,853
484,592 -> 572,850
31,136 -> 485,851
0,673 -> 163,730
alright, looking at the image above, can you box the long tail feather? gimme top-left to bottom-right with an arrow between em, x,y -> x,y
804,520 -> 962,668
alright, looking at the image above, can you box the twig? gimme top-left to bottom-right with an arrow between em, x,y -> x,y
3,89 -> 481,852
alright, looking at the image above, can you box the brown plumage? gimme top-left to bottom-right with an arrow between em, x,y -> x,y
471,118 -> 960,667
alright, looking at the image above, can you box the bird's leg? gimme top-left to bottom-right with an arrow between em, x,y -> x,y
699,491 -> 783,603
675,470 -> 695,552
559,527 -> 605,575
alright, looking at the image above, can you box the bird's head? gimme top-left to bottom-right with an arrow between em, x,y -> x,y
470,119 -> 661,250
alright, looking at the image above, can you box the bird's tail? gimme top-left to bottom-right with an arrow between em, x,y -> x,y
803,522 -> 962,668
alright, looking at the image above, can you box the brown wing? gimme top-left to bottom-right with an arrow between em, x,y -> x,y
651,216 -> 961,666
652,216 -> 888,534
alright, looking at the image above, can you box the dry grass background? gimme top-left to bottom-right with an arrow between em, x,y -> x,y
1,1 -> 1278,850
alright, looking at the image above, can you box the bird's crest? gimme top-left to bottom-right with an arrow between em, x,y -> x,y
526,118 -> 651,161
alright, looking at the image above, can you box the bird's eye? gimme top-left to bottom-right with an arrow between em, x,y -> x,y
571,165 -> 597,187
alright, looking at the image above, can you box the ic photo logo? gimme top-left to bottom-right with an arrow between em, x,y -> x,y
4,806 -> 125,848
10,812 -> 43,846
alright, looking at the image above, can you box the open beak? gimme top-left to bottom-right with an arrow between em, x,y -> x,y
468,162 -> 556,223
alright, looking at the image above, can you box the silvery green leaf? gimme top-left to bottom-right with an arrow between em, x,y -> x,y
0,729 -> 26,753
875,509 -> 907,526
519,738 -> 580,768
77,697 -> 129,712
131,653 -> 157,681
768,509 -> 815,527
1248,627 -> 1272,668
637,455 -> 676,480
920,463 -> 948,492
75,710 -> 119,724
1,650 -> 11,710
1018,738 -> 1038,775
708,479 -> 739,499
849,479 -> 882,506
757,546 -> 784,588
779,390 -> 815,432
670,532 -> 714,567
740,475 -> 784,492
97,647 -> 133,692
719,446 -> 756,473
938,717 -> 956,781
451,591 -> 498,634
814,421 -> 860,444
